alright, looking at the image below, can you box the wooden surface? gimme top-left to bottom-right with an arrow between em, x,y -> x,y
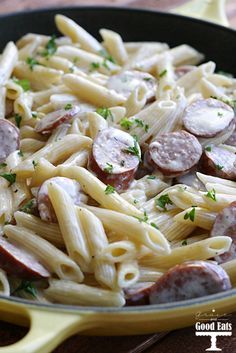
0,1 -> 236,353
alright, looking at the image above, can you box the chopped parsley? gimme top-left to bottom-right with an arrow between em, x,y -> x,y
13,78 -> 30,92
14,114 -> 22,128
41,35 -> 57,58
26,57 -> 39,71
0,163 -> 7,168
205,146 -> 212,152
73,57 -> 80,64
12,280 -> 37,298
90,62 -> 100,71
216,164 -> 224,171
99,49 -> 115,63
133,211 -> 148,223
123,137 -> 141,161
217,112 -> 223,117
105,184 -> 115,195
96,107 -> 113,121
134,118 -> 149,132
182,240 -> 188,246
120,160 -> 125,167
0,173 -> 16,185
159,69 -> 167,78
143,77 -> 152,82
18,150 -> 24,157
206,188 -> 216,201
104,163 -> 113,174
147,175 -> 156,180
64,103 -> 73,110
102,59 -> 110,70
120,117 -> 134,130
32,112 -> 38,119
32,160 -> 38,169
150,222 -> 159,230
133,199 -> 139,204
20,199 -> 35,214
155,194 -> 173,211
184,207 -> 196,222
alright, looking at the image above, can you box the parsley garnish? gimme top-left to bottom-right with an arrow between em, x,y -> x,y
64,103 -> 73,110
90,62 -> 100,71
102,59 -> 110,70
134,118 -> 149,132
105,184 -> 115,195
150,222 -> 159,229
155,194 -> 173,210
133,199 -> 138,204
120,160 -> 125,167
206,189 -> 216,201
96,107 -> 113,121
15,114 -> 22,128
26,57 -> 39,71
147,175 -> 156,180
99,49 -> 115,63
217,112 -> 223,117
20,199 -> 34,213
123,137 -> 141,161
143,77 -> 152,82
205,146 -> 212,152
182,240 -> 188,246
184,207 -> 196,222
159,69 -> 167,78
73,57 -> 80,64
104,163 -> 113,174
18,150 -> 24,157
32,160 -> 38,169
216,164 -> 224,170
12,280 -> 37,298
13,78 -> 30,92
0,173 -> 16,185
41,35 -> 57,58
133,211 -> 148,223
0,163 -> 7,168
32,112 -> 38,119
120,117 -> 134,130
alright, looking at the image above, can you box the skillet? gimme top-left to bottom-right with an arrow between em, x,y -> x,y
0,4 -> 235,353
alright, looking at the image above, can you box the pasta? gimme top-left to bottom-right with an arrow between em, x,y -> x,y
0,13 -> 235,308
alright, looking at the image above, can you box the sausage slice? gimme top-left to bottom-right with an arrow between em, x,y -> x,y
35,105 -> 80,135
211,202 -> 236,263
0,120 -> 20,163
201,145 -> 236,181
0,236 -> 50,279
88,127 -> 140,191
145,130 -> 202,177
183,98 -> 235,138
107,70 -> 157,101
37,177 -> 87,223
149,261 -> 231,304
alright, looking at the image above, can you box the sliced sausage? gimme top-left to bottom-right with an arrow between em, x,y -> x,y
201,145 -> 236,181
175,65 -> 195,80
183,98 -> 235,138
0,236 -> 50,279
225,128 -> 236,146
211,202 -> 236,263
145,130 -> 202,177
107,70 -> 157,101
125,283 -> 153,306
0,119 -> 20,163
149,261 -> 231,304
37,177 -> 87,223
88,127 -> 140,191
35,105 -> 80,135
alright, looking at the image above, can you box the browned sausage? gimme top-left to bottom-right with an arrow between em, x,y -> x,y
0,119 -> 20,163
225,128 -> 236,146
107,70 -> 157,101
149,261 -> 231,304
35,105 -> 79,134
0,236 -> 50,279
37,177 -> 87,223
211,202 -> 236,264
201,145 -> 236,181
88,127 -> 141,191
144,130 -> 202,177
183,98 -> 235,138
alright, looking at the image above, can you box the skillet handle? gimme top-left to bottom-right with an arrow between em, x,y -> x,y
0,307 -> 91,353
171,0 -> 229,27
